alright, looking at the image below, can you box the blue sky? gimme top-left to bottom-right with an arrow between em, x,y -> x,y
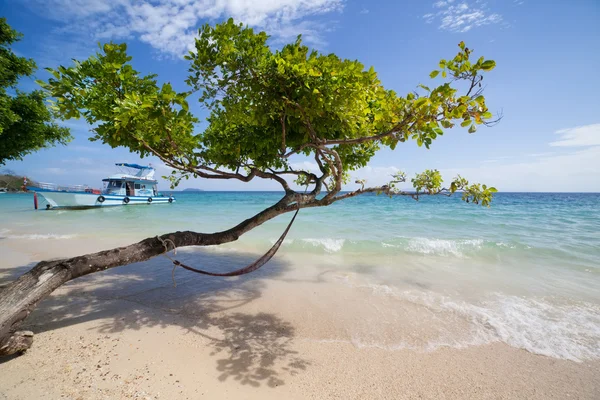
2,0 -> 599,191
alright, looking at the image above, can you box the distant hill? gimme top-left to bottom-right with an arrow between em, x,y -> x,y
182,188 -> 204,192
0,173 -> 35,192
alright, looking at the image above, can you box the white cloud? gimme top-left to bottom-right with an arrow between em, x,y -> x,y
289,161 -> 320,172
549,123 -> 600,147
288,162 -> 405,190
43,167 -> 68,175
61,157 -> 95,166
349,166 -> 402,188
440,124 -> 600,192
423,1 -> 502,32
25,0 -> 344,57
441,146 -> 600,192
527,152 -> 554,157
67,145 -> 104,153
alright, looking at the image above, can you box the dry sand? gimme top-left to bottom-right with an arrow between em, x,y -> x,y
1,238 -> 599,400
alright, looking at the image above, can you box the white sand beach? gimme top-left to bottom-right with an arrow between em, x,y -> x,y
1,237 -> 599,400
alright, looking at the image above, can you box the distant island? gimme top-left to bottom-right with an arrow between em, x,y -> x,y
182,188 -> 204,192
0,172 -> 34,192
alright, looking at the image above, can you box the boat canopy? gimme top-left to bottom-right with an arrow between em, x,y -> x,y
102,174 -> 157,183
115,163 -> 152,170
115,163 -> 156,179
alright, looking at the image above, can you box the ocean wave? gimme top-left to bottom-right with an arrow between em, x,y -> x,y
301,238 -> 345,253
473,296 -> 600,362
1,233 -> 77,240
360,283 -> 600,362
270,235 -> 530,257
403,237 -> 484,256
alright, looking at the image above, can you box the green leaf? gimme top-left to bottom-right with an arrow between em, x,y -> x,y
480,60 -> 496,71
468,125 -> 477,133
460,120 -> 471,127
28,21 -> 498,206
414,97 -> 429,107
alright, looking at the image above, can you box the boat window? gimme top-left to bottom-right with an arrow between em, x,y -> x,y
134,184 -> 140,189
108,180 -> 122,189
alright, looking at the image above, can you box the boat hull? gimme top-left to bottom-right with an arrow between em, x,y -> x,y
37,191 -> 175,209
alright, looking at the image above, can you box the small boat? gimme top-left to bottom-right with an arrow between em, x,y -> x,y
27,163 -> 175,209
0,188 -> 7,194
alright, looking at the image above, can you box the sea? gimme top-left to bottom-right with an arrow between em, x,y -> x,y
1,191 -> 599,362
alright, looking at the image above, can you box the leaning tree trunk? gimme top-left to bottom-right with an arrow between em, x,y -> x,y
0,196 -> 300,356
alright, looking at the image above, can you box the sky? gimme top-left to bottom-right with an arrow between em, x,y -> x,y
1,0 -> 599,191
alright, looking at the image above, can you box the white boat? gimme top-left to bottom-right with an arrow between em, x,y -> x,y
0,188 -> 7,194
27,163 -> 176,209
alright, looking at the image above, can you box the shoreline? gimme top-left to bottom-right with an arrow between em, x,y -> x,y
1,238 -> 599,399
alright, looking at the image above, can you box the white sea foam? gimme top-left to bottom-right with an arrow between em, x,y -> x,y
404,237 -> 484,257
2,233 -> 76,240
273,235 -> 529,257
380,237 -> 532,257
302,238 -> 345,253
268,238 -> 295,246
461,295 -> 600,362
345,281 -> 600,362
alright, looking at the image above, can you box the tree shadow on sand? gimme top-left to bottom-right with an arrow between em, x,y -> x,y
8,248 -> 310,387
0,262 -> 37,288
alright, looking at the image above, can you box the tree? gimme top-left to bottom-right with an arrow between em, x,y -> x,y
0,19 -> 498,356
0,18 -> 71,165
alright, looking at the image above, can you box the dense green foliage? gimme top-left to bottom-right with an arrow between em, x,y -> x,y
0,18 -> 72,165
40,19 -> 498,206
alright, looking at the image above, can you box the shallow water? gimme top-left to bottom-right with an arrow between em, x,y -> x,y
1,191 -> 599,362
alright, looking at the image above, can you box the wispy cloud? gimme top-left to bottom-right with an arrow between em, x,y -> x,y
23,0 -> 344,57
549,123 -> 600,147
527,152 -> 555,157
60,157 -> 95,166
289,161 -> 320,172
442,146 -> 600,192
423,1 -> 503,32
349,166 -> 403,188
287,162 -> 404,189
440,123 -> 600,192
43,167 -> 68,175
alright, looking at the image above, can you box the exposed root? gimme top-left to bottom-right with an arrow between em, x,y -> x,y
0,331 -> 34,356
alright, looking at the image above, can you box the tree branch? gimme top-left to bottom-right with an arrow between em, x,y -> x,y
322,113 -> 414,146
0,192 -> 298,356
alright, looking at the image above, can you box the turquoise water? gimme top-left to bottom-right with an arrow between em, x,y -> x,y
1,191 -> 599,361
2,192 -> 599,267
